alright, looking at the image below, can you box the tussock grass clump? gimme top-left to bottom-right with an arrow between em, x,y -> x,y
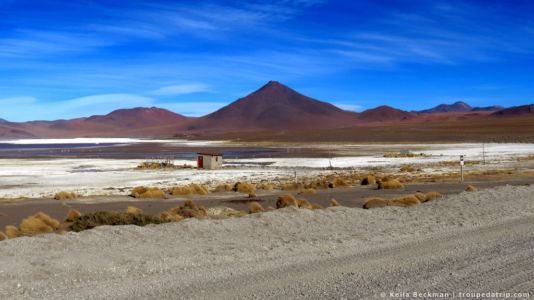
233,182 -> 256,197
20,212 -> 60,236
363,198 -> 388,209
167,200 -> 209,219
281,182 -> 302,191
131,186 -> 166,199
465,185 -> 478,192
257,183 -> 274,191
159,211 -> 184,222
425,191 -> 443,202
126,206 -> 143,215
387,196 -> 420,207
377,179 -> 404,190
169,184 -> 209,196
414,192 -> 427,202
361,175 -> 376,186
297,198 -> 313,209
311,203 -> 324,210
65,209 -> 82,222
276,194 -> 298,209
70,211 -> 169,232
330,198 -> 340,207
5,225 -> 20,239
399,165 -> 417,173
0,232 -> 7,241
212,183 -> 232,193
331,177 -> 350,187
54,191 -> 76,200
298,188 -> 316,195
249,201 -> 265,213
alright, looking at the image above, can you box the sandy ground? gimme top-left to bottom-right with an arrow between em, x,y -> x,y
1,184 -> 534,299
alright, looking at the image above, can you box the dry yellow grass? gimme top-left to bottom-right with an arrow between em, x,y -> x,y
297,198 -> 313,209
65,209 -> 82,222
465,185 -> 478,192
425,191 -> 443,202
249,201 -> 265,213
399,165 -> 417,172
311,203 -> 324,210
363,198 -> 388,209
212,183 -> 233,192
131,186 -> 166,199
5,225 -> 20,239
330,198 -> 340,207
281,182 -> 302,191
378,179 -> 404,190
298,188 -> 316,195
331,177 -> 350,187
257,182 -> 274,191
387,196 -> 421,207
276,194 -> 298,208
184,199 -> 197,209
54,191 -> 76,200
0,231 -> 7,241
414,192 -> 427,202
126,206 -> 143,215
169,184 -> 209,196
20,212 -> 59,236
233,182 -> 256,197
361,175 -> 376,186
309,179 -> 331,189
159,211 -> 184,222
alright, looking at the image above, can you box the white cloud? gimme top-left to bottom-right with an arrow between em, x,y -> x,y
149,83 -> 212,96
0,94 -> 155,121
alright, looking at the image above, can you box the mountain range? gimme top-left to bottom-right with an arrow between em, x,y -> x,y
0,81 -> 531,140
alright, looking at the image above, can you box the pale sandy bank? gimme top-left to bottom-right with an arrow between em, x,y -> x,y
1,185 -> 534,299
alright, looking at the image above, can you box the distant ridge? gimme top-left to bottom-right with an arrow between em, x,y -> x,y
492,104 -> 534,116
358,105 -> 415,122
420,101 -> 472,113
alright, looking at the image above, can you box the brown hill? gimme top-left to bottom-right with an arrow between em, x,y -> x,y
492,104 -> 534,116
186,81 -> 359,132
358,106 -> 415,122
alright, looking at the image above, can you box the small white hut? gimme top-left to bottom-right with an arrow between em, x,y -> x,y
197,152 -> 223,170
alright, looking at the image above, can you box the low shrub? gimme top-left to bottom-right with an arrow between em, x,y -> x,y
0,232 -> 6,241
212,184 -> 232,193
257,183 -> 274,191
414,192 -> 427,202
311,203 -> 324,209
69,211 -> 169,232
330,198 -> 340,207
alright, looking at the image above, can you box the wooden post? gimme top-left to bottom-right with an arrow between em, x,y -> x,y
460,155 -> 464,183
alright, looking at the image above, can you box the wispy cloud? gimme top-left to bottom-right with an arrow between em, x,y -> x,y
149,83 -> 212,97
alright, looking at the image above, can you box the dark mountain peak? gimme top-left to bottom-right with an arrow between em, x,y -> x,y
194,81 -> 359,131
420,101 -> 472,113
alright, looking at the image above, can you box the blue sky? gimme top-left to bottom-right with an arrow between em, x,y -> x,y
0,0 -> 533,121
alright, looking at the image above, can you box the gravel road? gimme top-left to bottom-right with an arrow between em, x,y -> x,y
1,185 -> 533,299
